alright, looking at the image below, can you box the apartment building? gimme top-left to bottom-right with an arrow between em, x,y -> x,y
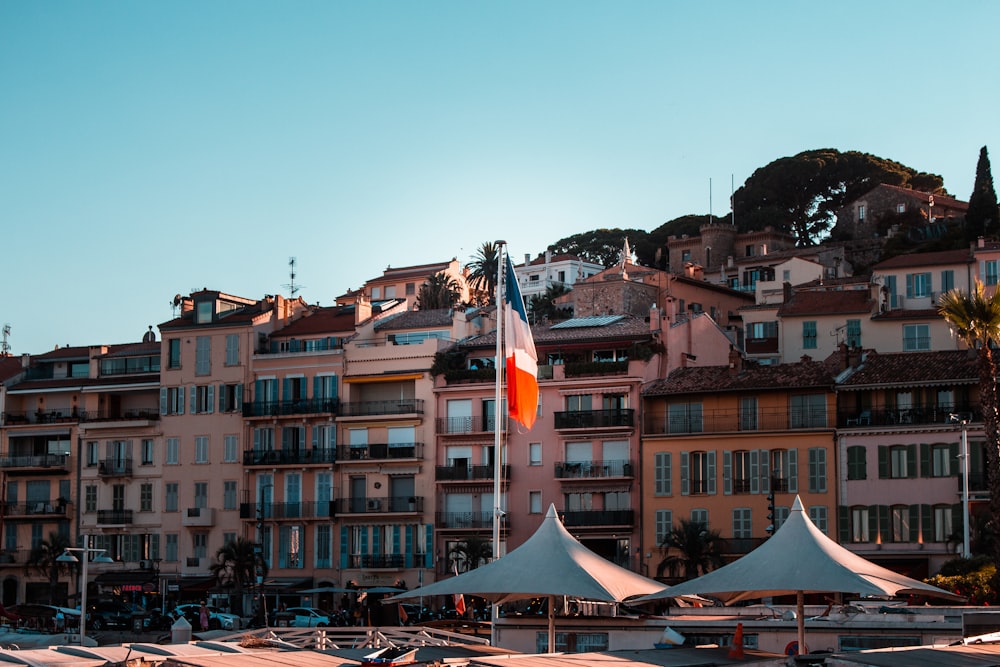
513,251 -> 604,302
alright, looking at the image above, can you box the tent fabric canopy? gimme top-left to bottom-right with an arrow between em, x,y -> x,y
389,504 -> 667,605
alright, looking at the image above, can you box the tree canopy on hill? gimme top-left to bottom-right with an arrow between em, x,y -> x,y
548,228 -> 650,267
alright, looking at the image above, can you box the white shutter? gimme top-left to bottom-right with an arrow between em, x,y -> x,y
788,448 -> 798,493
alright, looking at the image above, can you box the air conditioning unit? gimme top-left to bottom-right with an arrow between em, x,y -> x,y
139,559 -> 152,570
366,499 -> 381,510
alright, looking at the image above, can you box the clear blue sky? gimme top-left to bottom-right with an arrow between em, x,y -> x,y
2,1 -> 998,354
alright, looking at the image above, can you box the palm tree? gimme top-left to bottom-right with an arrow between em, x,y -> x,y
655,519 -> 726,581
25,531 -> 72,605
939,279 -> 1000,589
465,242 -> 500,305
416,272 -> 461,310
449,535 -> 493,572
210,537 -> 267,614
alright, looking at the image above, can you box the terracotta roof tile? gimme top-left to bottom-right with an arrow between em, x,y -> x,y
376,309 -> 455,331
0,356 -> 25,383
873,183 -> 968,209
643,357 -> 836,396
872,249 -> 973,270
839,350 -> 978,388
274,307 -> 356,337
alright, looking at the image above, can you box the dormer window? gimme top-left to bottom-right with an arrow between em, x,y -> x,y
196,301 -> 213,324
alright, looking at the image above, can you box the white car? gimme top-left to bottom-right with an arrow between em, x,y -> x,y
175,604 -> 242,631
286,606 -> 332,627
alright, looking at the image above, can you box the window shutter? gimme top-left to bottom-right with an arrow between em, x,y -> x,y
722,451 -> 732,495
920,504 -> 932,543
906,444 -> 917,478
759,450 -> 770,493
218,384 -> 225,412
949,443 -> 959,476
878,505 -> 890,542
312,426 -> 319,448
787,449 -> 797,493
189,385 -> 197,413
206,385 -> 215,414
313,376 -> 322,399
160,388 -> 168,416
282,378 -> 291,401
837,506 -> 850,543
707,451 -> 717,495
298,426 -> 306,446
254,429 -> 261,451
908,505 -> 920,542
372,526 -> 381,554
905,273 -> 914,299
919,443 -> 930,477
952,503 -> 964,539
750,450 -> 759,494
178,387 -> 184,414
340,525 -> 349,569
282,428 -> 291,449
680,452 -> 689,496
878,446 -> 889,478
235,384 -> 243,411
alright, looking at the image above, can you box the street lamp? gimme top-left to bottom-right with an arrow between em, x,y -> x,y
950,414 -> 972,559
255,482 -> 273,627
56,535 -> 114,645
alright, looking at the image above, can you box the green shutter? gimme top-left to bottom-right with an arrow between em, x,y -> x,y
878,446 -> 889,479
838,506 -> 850,543
920,504 -> 932,543
908,505 -> 919,542
920,443 -> 930,478
878,505 -> 890,542
906,445 -> 917,478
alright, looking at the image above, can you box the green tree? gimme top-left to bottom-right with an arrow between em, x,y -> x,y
465,241 -> 500,306
655,519 -> 726,581
965,146 -> 1000,243
938,279 -> 1000,593
548,229 -> 651,267
734,149 -> 946,245
528,283 -> 571,323
416,272 -> 461,310
210,537 -> 267,615
448,534 -> 493,572
25,531 -> 72,605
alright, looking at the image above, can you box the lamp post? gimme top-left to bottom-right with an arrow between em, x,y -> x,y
255,482 -> 273,627
57,535 -> 114,646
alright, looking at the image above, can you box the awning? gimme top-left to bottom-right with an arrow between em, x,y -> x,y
95,570 -> 157,593
178,576 -> 216,592
343,373 -> 422,383
261,577 -> 313,591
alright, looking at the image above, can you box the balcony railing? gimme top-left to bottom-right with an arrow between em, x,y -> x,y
558,509 -> 634,527
334,496 -> 424,514
336,443 -> 422,461
97,509 -> 134,525
1,410 -> 78,425
243,448 -> 337,466
182,507 -> 215,527
99,458 -> 133,477
435,464 -> 509,482
240,501 -> 335,520
435,416 -> 495,434
838,404 -> 980,428
243,398 -> 338,418
554,459 -> 633,479
0,453 -> 69,471
1,501 -> 69,518
80,409 -> 160,423
643,407 -> 831,434
339,399 -> 423,416
435,511 -> 509,530
563,360 -> 629,378
348,554 -> 406,569
554,409 -> 635,430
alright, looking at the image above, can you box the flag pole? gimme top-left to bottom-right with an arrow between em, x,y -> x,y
492,240 -> 506,644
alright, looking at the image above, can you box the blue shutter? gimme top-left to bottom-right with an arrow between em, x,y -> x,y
722,451 -> 732,495
707,451 -> 717,494
206,385 -> 214,414
425,525 -> 434,568
160,388 -> 168,415
340,526 -> 349,569
905,274 -> 914,299
178,387 -> 185,414
313,376 -> 322,399
235,384 -> 243,410
282,378 -> 291,402
372,526 -> 381,554
680,452 -> 689,495
405,525 -> 414,568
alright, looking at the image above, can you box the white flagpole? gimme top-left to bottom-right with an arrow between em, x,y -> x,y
492,240 -> 506,644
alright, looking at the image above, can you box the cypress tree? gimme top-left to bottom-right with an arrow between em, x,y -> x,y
966,146 -> 999,242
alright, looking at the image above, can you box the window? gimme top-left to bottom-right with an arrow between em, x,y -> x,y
529,491 -> 542,514
195,436 -> 209,464
165,534 -> 178,562
668,402 -> 703,433
194,482 -> 208,509
857,204 -> 865,221
165,483 -> 178,512
193,533 -> 208,559
161,387 -> 185,415
930,444 -> 954,477
846,446 -> 866,480
809,506 -> 828,534
770,449 -> 797,493
654,452 -> 671,496
747,321 -> 778,339
86,441 -> 99,466
729,450 -> 752,494
195,336 -> 211,375
655,509 -> 672,546
941,270 -> 955,293
851,506 -> 870,542
225,334 -> 239,366
890,505 -> 912,542
166,338 -> 182,369
219,383 -> 242,412
192,385 -> 214,414
683,451 -> 715,495
528,443 -> 542,466
846,319 -> 861,347
316,524 -> 332,568
986,260 -> 999,286
166,437 -> 179,464
223,481 -> 237,510
732,508 -> 752,539
880,445 -> 915,479
565,492 -> 593,511
566,394 -> 592,412
405,282 -> 415,295
790,394 -> 826,428
224,435 -> 238,463
745,244 -> 755,257
808,448 -> 827,493
690,508 -> 708,527
739,397 -> 758,431
933,505 -> 953,542
802,321 -> 817,349
903,324 -> 930,351
140,483 -> 153,512
774,506 -> 790,531
681,250 -> 691,262
85,485 -> 97,512
141,439 -> 154,465
906,272 -> 932,298
593,349 -> 628,362
783,269 -> 791,281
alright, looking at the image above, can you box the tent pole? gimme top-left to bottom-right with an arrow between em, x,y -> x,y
797,590 -> 805,655
548,594 -> 555,652
492,241 -> 506,648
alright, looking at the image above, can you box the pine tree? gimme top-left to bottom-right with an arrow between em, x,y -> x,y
966,146 -> 999,243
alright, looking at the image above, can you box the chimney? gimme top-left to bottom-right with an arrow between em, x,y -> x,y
979,236 -> 986,249
848,345 -> 863,369
728,347 -> 742,376
355,294 -> 372,325
525,253 -> 531,266
838,342 -> 849,371
783,282 -> 792,303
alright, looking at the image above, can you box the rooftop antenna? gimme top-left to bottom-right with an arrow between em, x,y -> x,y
709,178 -> 713,223
1,324 -> 10,356
283,257 -> 305,298
731,173 -> 736,227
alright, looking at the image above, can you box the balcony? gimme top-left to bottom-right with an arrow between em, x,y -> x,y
2,409 -> 77,425
347,554 -> 406,569
435,511 -> 509,530
182,507 -> 215,527
2,501 -> 69,519
436,464 -> 510,482
554,459 -> 633,479
838,404 -> 980,428
563,360 -> 629,378
80,409 -> 160,423
243,398 -> 338,418
0,453 -> 70,474
336,443 -> 422,461
0,550 -> 30,566
334,496 -> 424,514
558,509 -> 634,527
554,409 -> 635,430
99,458 -> 133,477
435,416 -> 494,434
239,501 -> 335,520
339,399 -> 423,417
97,509 -> 134,525
643,407 -> 832,434
242,448 -> 337,466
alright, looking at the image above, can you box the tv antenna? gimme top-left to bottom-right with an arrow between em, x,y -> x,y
284,257 -> 305,298
1,324 -> 10,356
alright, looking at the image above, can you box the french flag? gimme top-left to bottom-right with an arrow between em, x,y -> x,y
504,256 -> 538,430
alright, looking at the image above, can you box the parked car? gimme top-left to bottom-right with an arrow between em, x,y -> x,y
87,600 -> 134,631
285,606 -> 332,627
174,604 -> 241,631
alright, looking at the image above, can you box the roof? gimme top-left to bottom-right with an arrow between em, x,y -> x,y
643,357 -> 837,396
99,341 -> 160,358
777,289 -> 873,317
796,274 -> 872,289
460,315 -> 652,350
375,308 -> 455,331
0,356 -> 25,383
519,252 -> 594,268
366,260 -> 455,284
872,248 -> 973,270
869,183 -> 969,210
273,307 -> 356,337
838,350 -> 979,389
